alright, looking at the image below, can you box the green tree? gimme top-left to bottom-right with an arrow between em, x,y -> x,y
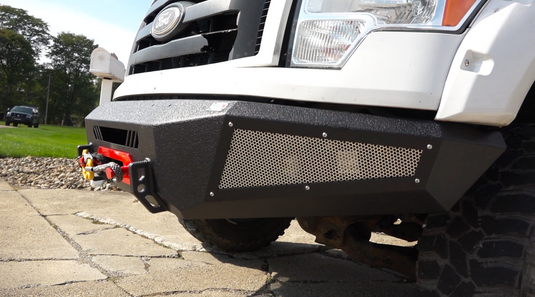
47,32 -> 99,125
0,5 -> 50,114
0,5 -> 50,58
0,28 -> 35,110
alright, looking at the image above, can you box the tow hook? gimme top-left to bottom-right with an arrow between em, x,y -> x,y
78,147 -> 132,184
84,162 -> 124,182
77,145 -> 167,213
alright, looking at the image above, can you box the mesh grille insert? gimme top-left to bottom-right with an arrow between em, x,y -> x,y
219,129 -> 423,189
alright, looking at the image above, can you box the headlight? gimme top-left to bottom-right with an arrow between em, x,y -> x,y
291,0 -> 481,68
6,112 -> 11,116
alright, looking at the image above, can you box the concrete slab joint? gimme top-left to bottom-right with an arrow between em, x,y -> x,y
0,179 -> 420,296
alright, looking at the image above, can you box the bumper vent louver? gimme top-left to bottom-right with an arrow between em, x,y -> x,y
93,126 -> 139,149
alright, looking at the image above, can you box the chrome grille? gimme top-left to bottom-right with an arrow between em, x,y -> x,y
129,0 -> 270,75
219,129 -> 423,189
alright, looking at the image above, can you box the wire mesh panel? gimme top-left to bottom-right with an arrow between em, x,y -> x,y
219,129 -> 423,189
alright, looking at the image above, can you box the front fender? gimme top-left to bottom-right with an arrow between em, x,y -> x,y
436,0 -> 535,126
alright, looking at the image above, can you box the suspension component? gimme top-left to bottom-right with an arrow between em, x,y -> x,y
297,216 -> 418,280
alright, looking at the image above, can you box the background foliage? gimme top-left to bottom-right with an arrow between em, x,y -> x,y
0,5 -> 101,126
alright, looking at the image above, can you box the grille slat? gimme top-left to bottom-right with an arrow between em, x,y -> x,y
134,25 -> 152,43
131,35 -> 210,65
219,129 -> 423,189
145,0 -> 177,23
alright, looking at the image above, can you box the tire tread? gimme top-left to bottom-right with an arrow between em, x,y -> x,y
179,217 -> 293,252
417,123 -> 535,297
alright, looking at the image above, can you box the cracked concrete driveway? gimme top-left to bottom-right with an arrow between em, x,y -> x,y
0,178 -> 423,296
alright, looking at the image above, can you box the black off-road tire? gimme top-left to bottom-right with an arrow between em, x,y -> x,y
417,123 -> 535,296
33,124 -> 38,128
13,123 -> 18,127
179,217 -> 294,252
5,121 -> 9,126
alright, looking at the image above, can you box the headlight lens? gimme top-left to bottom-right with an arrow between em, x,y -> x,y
306,0 -> 438,24
291,0 -> 480,68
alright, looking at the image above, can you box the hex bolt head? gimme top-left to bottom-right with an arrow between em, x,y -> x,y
464,59 -> 470,67
210,192 -> 215,197
415,179 -> 421,184
427,144 -> 433,150
305,185 -> 311,191
322,132 -> 328,138
228,122 -> 234,128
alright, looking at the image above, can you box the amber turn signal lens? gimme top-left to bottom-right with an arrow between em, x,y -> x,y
443,0 -> 478,26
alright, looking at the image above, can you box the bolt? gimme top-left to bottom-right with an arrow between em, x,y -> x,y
415,179 -> 421,184
228,122 -> 234,127
305,185 -> 311,191
427,144 -> 433,150
210,192 -> 215,197
464,59 -> 470,67
322,132 -> 328,138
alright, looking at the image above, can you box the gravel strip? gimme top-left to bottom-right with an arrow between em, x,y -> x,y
0,156 -> 115,191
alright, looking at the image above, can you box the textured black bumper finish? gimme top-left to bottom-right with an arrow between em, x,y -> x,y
84,100 -> 505,219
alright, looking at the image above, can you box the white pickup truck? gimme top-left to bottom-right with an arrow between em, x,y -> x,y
79,0 -> 535,295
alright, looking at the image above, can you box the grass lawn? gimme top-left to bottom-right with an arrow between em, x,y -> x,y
0,121 -> 87,158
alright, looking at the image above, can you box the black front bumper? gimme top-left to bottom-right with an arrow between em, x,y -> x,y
83,100 -> 505,219
8,116 -> 33,125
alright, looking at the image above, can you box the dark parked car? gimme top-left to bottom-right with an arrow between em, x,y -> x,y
5,106 -> 39,128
